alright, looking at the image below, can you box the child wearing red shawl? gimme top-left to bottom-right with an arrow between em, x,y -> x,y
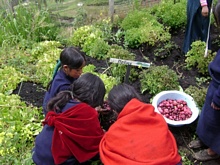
99,83 -> 182,165
32,73 -> 106,165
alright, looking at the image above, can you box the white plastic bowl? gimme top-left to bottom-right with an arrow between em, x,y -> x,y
152,90 -> 200,126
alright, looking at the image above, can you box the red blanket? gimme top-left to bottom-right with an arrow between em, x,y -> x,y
99,99 -> 181,165
43,103 -> 104,164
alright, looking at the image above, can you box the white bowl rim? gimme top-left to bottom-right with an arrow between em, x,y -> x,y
152,90 -> 200,126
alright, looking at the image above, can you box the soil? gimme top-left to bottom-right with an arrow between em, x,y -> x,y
13,25 -> 220,164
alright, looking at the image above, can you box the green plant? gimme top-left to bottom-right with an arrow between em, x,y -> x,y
196,77 -> 211,86
30,41 -> 62,87
123,17 -> 171,48
94,18 -> 113,41
107,45 -> 139,82
95,73 -> 118,99
71,25 -> 94,47
185,41 -> 216,75
112,29 -> 125,45
154,41 -> 177,58
0,66 -> 27,95
73,5 -> 88,28
83,64 -> 96,73
140,65 -> 180,95
150,0 -> 187,29
71,25 -> 109,59
0,3 -> 59,47
184,85 -> 207,110
120,9 -> 151,31
0,46 -> 35,76
84,38 -> 110,60
0,93 -> 43,164
179,148 -> 194,165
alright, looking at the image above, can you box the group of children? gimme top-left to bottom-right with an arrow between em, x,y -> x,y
32,46 -> 182,165
31,1 -> 220,161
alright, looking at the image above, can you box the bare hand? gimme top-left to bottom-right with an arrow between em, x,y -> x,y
202,6 -> 209,17
211,102 -> 220,110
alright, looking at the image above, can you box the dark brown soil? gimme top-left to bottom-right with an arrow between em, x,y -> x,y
13,25 -> 220,164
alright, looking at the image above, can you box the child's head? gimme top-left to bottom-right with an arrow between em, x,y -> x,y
72,72 -> 106,108
47,73 -> 106,112
61,46 -> 86,78
108,83 -> 143,113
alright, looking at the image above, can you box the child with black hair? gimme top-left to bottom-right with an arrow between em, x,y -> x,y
99,83 -> 182,165
33,73 -> 106,165
42,46 -> 86,115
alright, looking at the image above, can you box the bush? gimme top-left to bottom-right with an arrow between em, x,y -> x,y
121,10 -> 171,48
0,94 -> 43,164
150,0 -> 187,29
107,45 -> 139,82
185,41 -> 216,75
140,65 -> 180,95
0,4 -> 59,47
185,85 -> 207,110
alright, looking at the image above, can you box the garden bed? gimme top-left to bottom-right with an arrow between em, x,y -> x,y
13,25 -> 220,164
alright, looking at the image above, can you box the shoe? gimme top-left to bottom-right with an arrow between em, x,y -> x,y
193,149 -> 220,161
188,139 -> 204,149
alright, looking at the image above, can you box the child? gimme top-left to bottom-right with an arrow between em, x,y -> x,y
183,0 -> 212,54
32,73 -> 106,165
42,46 -> 86,115
190,49 -> 220,161
99,83 -> 182,165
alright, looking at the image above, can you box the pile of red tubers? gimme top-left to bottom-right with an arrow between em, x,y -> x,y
157,99 -> 192,121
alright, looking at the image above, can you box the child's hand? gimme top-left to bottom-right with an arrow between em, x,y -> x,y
201,6 -> 209,17
211,102 -> 220,110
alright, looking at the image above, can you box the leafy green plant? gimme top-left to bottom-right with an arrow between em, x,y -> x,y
185,85 -> 207,110
0,66 -> 27,95
154,41 -> 177,58
31,41 -> 62,87
0,46 -> 34,76
185,41 -> 216,75
140,65 -> 180,95
120,9 -> 152,31
150,0 -> 187,29
83,64 -> 96,73
71,25 -> 103,47
71,25 -> 110,59
83,38 -> 110,60
94,18 -> 113,41
107,45 -> 139,82
96,73 -> 118,99
0,93 -> 43,164
123,14 -> 171,48
112,29 -> 125,45
0,3 -> 59,47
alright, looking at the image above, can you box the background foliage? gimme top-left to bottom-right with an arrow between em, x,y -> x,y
0,0 -> 218,164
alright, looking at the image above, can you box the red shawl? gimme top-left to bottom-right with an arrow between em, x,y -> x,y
43,103 -> 104,164
99,99 -> 181,165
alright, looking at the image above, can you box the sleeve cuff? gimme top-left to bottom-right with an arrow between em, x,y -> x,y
200,0 -> 207,6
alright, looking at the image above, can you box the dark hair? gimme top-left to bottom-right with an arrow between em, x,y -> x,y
47,73 -> 106,113
108,83 -> 143,113
48,46 -> 86,90
60,46 -> 85,69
